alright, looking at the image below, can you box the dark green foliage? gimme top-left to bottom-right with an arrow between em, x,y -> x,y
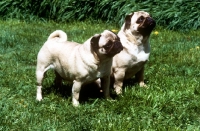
0,0 -> 200,30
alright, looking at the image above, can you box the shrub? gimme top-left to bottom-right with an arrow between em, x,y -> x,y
0,0 -> 199,30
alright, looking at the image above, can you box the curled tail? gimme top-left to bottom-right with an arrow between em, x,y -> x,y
48,30 -> 67,42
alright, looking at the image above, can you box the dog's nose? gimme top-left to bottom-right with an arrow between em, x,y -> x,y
147,17 -> 153,23
147,17 -> 156,26
115,41 -> 123,53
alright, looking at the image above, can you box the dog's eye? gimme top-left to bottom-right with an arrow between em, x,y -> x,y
136,16 -> 144,23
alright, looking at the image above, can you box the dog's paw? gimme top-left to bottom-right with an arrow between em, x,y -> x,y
139,82 -> 149,88
115,87 -> 122,95
72,98 -> 80,107
107,98 -> 116,102
36,94 -> 43,101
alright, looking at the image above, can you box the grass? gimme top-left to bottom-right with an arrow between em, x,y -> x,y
0,19 -> 200,130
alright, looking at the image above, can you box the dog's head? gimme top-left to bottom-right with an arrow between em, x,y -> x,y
91,30 -> 123,58
124,11 -> 156,36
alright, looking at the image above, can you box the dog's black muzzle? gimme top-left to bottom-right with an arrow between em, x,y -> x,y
138,17 -> 156,36
107,40 -> 123,57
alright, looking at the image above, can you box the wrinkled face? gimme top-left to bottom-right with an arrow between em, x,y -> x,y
91,30 -> 123,58
124,11 -> 156,36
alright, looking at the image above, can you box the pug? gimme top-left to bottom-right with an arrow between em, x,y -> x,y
36,30 -> 123,106
112,11 -> 156,94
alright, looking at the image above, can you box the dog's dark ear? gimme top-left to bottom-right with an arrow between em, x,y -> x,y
91,34 -> 101,51
124,13 -> 134,31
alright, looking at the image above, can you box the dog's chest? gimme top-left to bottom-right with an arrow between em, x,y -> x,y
124,45 -> 150,79
135,50 -> 150,62
127,44 -> 150,62
125,61 -> 146,79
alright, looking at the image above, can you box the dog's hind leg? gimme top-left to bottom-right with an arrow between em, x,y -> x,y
113,70 -> 125,95
36,64 -> 53,101
36,70 -> 44,101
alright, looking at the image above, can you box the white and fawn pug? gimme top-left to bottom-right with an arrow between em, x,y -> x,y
36,30 -> 123,106
112,11 -> 156,94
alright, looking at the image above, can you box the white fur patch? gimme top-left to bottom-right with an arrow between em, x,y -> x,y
137,51 -> 150,62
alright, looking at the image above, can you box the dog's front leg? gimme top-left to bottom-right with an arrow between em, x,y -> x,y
100,75 -> 110,99
72,80 -> 82,107
113,70 -> 125,95
135,66 -> 146,87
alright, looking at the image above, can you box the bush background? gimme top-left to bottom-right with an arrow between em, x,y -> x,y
0,0 -> 200,30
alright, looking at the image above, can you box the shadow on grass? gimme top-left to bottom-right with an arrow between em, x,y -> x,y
123,78 -> 138,88
121,77 -> 150,94
42,77 -> 148,104
110,77 -> 141,91
43,82 -> 104,104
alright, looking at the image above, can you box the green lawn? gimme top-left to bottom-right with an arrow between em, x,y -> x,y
0,19 -> 200,130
